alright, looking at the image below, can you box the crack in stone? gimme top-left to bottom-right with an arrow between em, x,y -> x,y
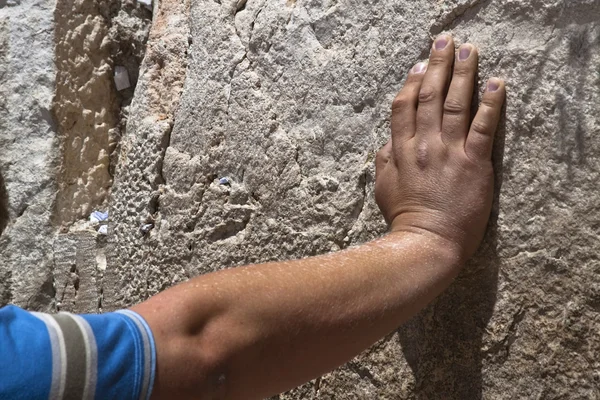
347,361 -> 382,388
157,122 -> 173,188
430,0 -> 483,35
52,238 -> 59,311
483,306 -> 525,362
0,269 -> 11,307
314,377 -> 321,394
52,0 -> 152,226
228,2 -> 265,114
235,0 -> 248,13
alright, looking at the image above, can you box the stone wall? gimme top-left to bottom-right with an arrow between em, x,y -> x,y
0,0 -> 151,312
0,0 -> 58,310
1,0 -> 600,398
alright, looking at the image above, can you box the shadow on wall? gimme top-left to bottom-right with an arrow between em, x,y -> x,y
397,108 -> 507,400
0,166 -> 8,236
395,14 -> 599,398
506,23 -> 599,179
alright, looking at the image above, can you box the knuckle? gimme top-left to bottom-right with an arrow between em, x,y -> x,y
376,146 -> 391,163
391,94 -> 412,111
451,65 -> 473,78
418,85 -> 437,104
443,98 -> 467,116
428,55 -> 449,67
470,119 -> 490,136
481,97 -> 498,110
415,140 -> 430,169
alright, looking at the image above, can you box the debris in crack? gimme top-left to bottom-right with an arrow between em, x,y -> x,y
89,211 -> 109,223
100,0 -> 154,178
140,223 -> 154,235
114,65 -> 132,91
137,0 -> 153,11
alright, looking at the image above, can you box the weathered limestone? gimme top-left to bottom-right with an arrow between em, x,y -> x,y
0,0 -> 151,311
106,0 -> 600,398
0,0 -> 58,311
53,231 -> 101,313
53,0 -> 152,226
1,0 -> 599,398
103,0 -> 191,307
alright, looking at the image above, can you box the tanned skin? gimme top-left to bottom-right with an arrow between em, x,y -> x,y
132,34 -> 506,400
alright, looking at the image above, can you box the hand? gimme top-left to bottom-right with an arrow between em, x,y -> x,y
375,35 -> 506,261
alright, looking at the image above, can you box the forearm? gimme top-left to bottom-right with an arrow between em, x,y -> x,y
133,231 -> 462,400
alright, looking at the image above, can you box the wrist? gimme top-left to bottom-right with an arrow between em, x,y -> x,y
387,219 -> 467,267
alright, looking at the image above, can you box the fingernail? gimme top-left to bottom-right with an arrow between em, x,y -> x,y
411,62 -> 428,74
487,78 -> 502,92
458,44 -> 472,61
434,35 -> 450,50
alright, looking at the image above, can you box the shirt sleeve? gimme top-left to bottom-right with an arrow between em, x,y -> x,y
0,305 -> 156,400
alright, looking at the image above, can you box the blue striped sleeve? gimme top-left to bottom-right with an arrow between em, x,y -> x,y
0,305 -> 156,400
0,305 -> 53,400
78,310 -> 156,400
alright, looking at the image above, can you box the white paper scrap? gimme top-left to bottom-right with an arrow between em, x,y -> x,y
138,0 -> 152,10
114,66 -> 131,91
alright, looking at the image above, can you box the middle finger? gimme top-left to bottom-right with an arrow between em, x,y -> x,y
416,34 -> 455,137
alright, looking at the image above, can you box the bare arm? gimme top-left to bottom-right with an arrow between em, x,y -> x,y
133,231 -> 461,399
132,34 -> 506,400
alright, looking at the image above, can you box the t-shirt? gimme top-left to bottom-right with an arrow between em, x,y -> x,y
0,305 -> 156,400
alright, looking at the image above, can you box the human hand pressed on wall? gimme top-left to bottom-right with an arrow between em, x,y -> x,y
375,34 -> 506,261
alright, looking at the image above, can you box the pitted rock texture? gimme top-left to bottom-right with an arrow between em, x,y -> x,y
103,0 -> 191,307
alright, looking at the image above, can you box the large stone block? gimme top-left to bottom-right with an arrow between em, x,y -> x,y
0,0 -> 58,312
107,0 -> 600,397
0,0 -> 151,311
1,0 -> 599,398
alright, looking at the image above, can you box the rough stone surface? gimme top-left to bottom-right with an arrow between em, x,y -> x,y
103,0 -> 191,307
53,231 -> 101,313
2,0 -> 600,398
106,0 -> 600,398
0,0 -> 58,311
0,0 -> 150,311
53,0 -> 152,226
